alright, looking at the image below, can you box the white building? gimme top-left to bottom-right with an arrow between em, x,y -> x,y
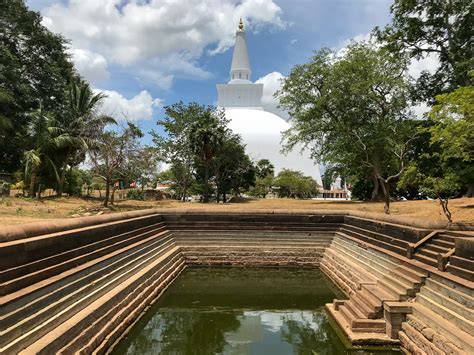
217,19 -> 322,186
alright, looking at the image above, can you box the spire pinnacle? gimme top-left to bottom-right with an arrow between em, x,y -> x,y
238,18 -> 244,32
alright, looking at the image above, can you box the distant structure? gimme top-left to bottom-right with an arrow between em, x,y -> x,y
216,19 -> 322,186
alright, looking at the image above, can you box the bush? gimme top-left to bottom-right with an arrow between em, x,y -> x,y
127,189 -> 144,200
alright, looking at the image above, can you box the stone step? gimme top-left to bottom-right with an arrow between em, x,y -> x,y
351,319 -> 386,333
341,224 -> 409,249
338,304 -> 356,325
176,240 -> 332,247
350,292 -> 380,319
330,238 -> 391,281
0,222 -> 165,284
16,248 -> 183,355
430,238 -> 455,249
362,284 -> 398,304
324,243 -> 378,283
0,237 -> 177,350
414,253 -> 437,267
418,247 -> 439,259
320,256 -> 361,295
396,264 -> 428,282
424,277 -> 473,308
420,286 -> 474,320
446,264 -> 474,282
438,234 -> 455,243
388,267 -> 423,290
422,243 -> 451,254
450,255 -> 474,271
0,228 -> 171,312
343,300 -> 365,319
337,229 -> 406,256
0,225 -> 168,296
59,256 -> 185,354
320,261 -> 355,296
410,305 -> 474,352
333,235 -> 400,271
1,234 -> 174,331
0,214 -> 164,270
377,278 -> 406,301
416,294 -> 474,335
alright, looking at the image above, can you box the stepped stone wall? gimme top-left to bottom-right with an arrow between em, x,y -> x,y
0,209 -> 472,354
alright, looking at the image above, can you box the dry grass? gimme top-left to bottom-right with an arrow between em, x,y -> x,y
1,196 -> 473,226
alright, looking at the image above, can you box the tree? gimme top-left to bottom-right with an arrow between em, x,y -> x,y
53,78 -> 114,195
0,0 -> 74,173
274,169 -> 319,199
376,0 -> 473,101
187,107 -> 229,203
126,147 -> 161,190
255,159 -> 275,179
23,105 -> 75,198
427,83 -> 474,198
153,102 -> 202,202
89,123 -> 143,207
277,44 -> 416,213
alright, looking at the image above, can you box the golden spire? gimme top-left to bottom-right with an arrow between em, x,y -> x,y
238,18 -> 244,31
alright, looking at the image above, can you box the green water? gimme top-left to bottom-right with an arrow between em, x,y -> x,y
112,267 -> 399,355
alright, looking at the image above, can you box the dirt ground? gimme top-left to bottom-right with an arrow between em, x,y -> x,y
1,196 -> 473,226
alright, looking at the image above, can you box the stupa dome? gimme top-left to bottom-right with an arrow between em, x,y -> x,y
217,20 -> 322,185
225,108 -> 322,185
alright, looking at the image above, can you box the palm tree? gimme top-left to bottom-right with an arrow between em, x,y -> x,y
24,105 -> 73,197
54,78 -> 115,195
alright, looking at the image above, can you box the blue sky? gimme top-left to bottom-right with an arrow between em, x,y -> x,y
28,0 -> 395,145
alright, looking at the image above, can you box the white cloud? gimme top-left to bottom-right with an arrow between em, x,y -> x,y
41,0 -> 285,87
408,53 -> 440,80
94,89 -> 163,121
68,48 -> 109,84
256,71 -> 289,120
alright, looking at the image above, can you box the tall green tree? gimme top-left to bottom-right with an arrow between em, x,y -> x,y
0,0 -> 74,172
277,44 -> 416,213
376,0 -> 473,101
24,105 -> 74,197
152,102 -> 203,201
188,108 -> 229,203
54,78 -> 114,195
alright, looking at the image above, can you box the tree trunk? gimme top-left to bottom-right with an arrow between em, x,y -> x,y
111,185 -> 117,205
57,150 -> 70,196
104,179 -> 110,207
465,183 -> 474,198
203,160 -> 209,203
223,193 -> 227,203
439,197 -> 452,223
29,168 -> 38,198
379,179 -> 391,214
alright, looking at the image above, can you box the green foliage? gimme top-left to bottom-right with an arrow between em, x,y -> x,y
277,44 -> 416,212
0,0 -> 74,172
351,179 -> 375,201
376,0 -> 473,101
273,169 -> 319,199
427,85 -> 474,162
248,176 -> 274,198
127,189 -> 144,200
255,159 -> 275,179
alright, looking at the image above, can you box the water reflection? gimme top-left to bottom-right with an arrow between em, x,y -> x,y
112,267 -> 397,355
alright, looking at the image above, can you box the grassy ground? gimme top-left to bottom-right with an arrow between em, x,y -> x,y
1,196 -> 473,226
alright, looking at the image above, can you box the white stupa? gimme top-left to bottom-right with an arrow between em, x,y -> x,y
217,19 -> 322,185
